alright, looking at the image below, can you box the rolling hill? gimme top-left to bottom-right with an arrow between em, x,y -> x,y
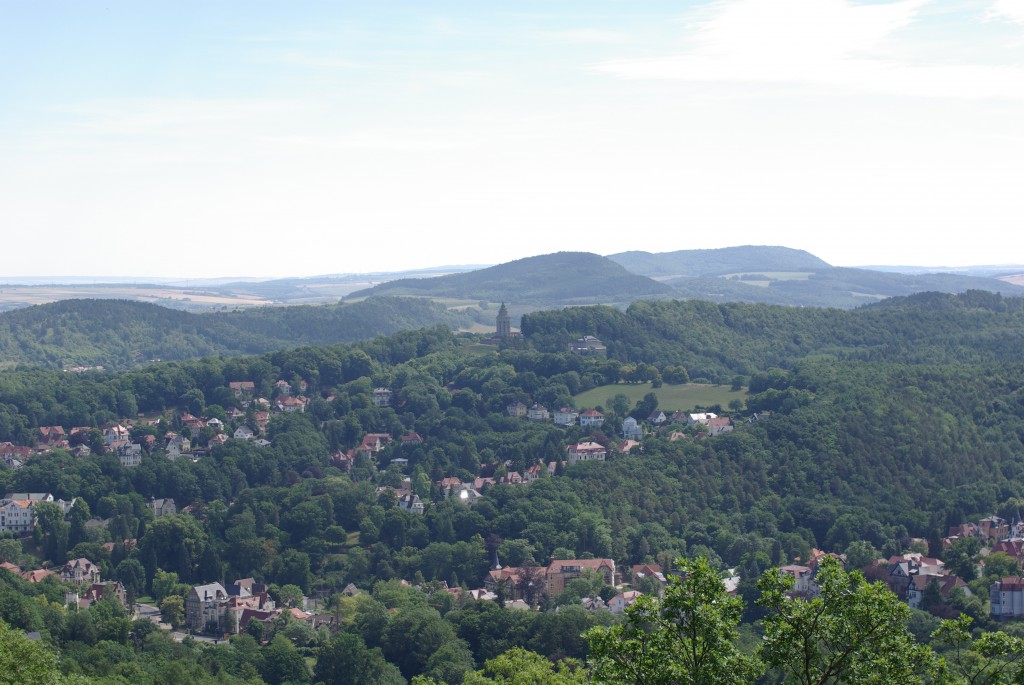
347,251 -> 674,304
608,245 -> 831,277
609,246 -> 1024,307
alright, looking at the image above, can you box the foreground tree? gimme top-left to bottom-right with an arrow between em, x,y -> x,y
586,556 -> 762,685
930,615 -> 1024,684
413,648 -> 586,685
758,556 -> 932,684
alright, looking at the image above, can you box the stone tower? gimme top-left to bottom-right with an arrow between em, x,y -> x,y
496,303 -> 511,338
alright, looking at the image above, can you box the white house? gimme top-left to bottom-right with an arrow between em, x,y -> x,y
622,417 -> 643,440
567,442 -> 607,465
553,407 -> 579,426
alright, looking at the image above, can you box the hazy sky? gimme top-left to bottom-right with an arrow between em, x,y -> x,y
3,0 -> 1024,279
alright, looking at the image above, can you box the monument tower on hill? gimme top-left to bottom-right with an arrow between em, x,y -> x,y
496,303 -> 511,338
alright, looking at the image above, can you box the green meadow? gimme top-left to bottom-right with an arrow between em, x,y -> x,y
573,382 -> 746,411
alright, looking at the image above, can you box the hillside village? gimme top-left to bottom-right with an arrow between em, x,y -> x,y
4,297 -> 1024,682
3,340 -> 1024,635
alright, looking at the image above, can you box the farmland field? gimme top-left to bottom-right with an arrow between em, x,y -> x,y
573,381 -> 746,412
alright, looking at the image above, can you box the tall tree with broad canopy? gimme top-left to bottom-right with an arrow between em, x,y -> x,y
585,556 -> 762,685
758,555 -> 932,684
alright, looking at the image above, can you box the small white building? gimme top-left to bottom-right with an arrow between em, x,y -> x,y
622,417 -> 643,440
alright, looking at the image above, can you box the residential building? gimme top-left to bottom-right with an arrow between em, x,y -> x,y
622,417 -> 643,440
707,417 -> 734,436
506,402 -> 528,418
186,582 -> 229,632
233,426 -> 254,441
398,493 -> 425,515
527,404 -> 550,422
228,381 -> 255,397
566,442 -> 606,465
992,577 -> 1024,619
117,442 -> 143,468
553,407 -> 579,427
149,498 -> 177,517
908,574 -> 969,609
0,493 -> 76,534
579,409 -> 605,428
608,590 -> 643,613
60,558 -> 101,586
567,336 -> 607,357
372,388 -> 393,407
779,565 -> 816,596
546,559 -> 615,596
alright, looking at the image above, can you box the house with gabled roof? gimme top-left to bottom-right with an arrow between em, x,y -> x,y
527,404 -> 550,422
275,395 -> 306,413
707,417 -> 734,436
608,590 -> 643,613
546,558 -> 616,596
506,401 -> 528,418
578,409 -> 604,428
401,432 -> 424,446
229,381 -> 255,397
233,426 -> 255,441
907,574 -> 969,610
61,558 -> 101,586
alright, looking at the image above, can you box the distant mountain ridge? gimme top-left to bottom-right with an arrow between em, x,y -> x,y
608,245 -> 832,277
607,246 -> 1024,308
347,251 -> 674,304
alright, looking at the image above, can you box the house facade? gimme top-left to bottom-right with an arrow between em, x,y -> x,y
622,417 -> 643,440
61,558 -> 101,586
187,582 -> 229,632
566,442 -> 606,465
992,577 -> 1024,619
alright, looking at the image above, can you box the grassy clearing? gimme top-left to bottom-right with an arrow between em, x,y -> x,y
574,382 -> 746,411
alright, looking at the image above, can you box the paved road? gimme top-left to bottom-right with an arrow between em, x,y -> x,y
134,603 -> 223,643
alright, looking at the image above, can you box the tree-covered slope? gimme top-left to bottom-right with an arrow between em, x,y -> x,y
0,296 -> 468,370
347,252 -> 674,304
521,291 -> 1024,381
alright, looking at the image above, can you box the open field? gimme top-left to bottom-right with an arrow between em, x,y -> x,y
574,382 -> 746,411
0,284 -> 274,312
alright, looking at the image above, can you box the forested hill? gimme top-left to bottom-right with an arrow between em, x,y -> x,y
0,296 -> 468,370
347,252 -> 675,304
608,245 -> 832,277
521,290 -> 1024,381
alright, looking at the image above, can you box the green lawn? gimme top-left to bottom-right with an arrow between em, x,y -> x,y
573,382 -> 746,412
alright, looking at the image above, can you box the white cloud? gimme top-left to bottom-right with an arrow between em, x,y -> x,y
592,0 -> 1024,99
989,0 -> 1024,24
